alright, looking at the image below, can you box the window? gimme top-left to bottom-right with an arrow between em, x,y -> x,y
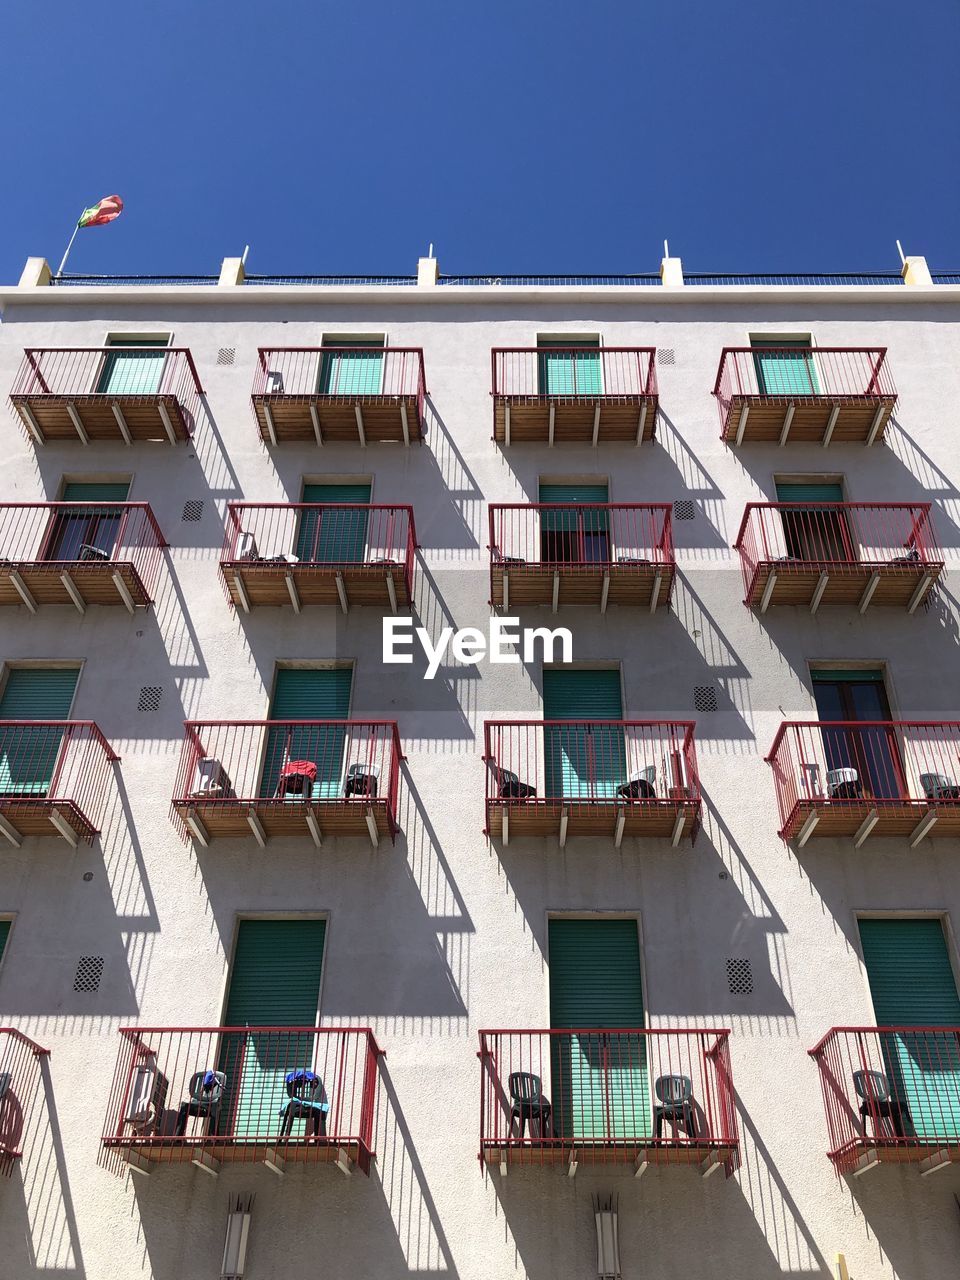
538,482 -> 610,565
0,667 -> 81,798
296,482 -> 372,564
537,335 -> 602,396
775,480 -> 850,564
261,667 -> 353,799
811,668 -> 901,800
318,336 -> 384,396
41,481 -> 131,563
750,336 -> 818,396
96,336 -> 170,396
542,668 -> 624,800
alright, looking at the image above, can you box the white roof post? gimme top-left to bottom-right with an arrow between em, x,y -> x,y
417,248 -> 439,286
219,257 -> 246,286
659,244 -> 684,287
19,257 -> 52,287
901,255 -> 933,286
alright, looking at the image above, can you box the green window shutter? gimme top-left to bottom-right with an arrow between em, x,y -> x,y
859,918 -> 960,1141
262,669 -> 353,799
543,669 -> 625,800
62,483 -> 131,502
96,338 -> 168,396
548,919 -> 647,1140
296,484 -> 371,563
0,920 -> 10,962
812,669 -> 885,684
537,339 -> 602,396
220,919 -> 326,1139
318,339 -> 384,396
0,668 -> 80,797
775,482 -> 844,503
751,339 -> 819,397
538,484 -> 609,536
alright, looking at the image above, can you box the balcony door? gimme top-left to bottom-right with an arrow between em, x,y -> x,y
0,667 -> 79,797
295,483 -> 371,564
96,336 -> 168,396
751,338 -> 819,397
775,481 -> 851,564
219,918 -> 326,1140
261,668 -> 353,801
543,669 -> 625,801
812,669 -> 903,801
318,337 -> 384,396
549,918 -> 649,1141
537,337 -> 602,396
41,481 -> 130,563
539,483 -> 610,566
859,918 -> 960,1142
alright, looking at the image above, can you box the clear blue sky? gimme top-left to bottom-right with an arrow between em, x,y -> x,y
3,0 -> 958,279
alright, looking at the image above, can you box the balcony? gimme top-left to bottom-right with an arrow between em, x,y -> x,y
100,1026 -> 382,1178
483,721 -> 700,846
714,348 -> 896,445
0,1028 -> 49,1177
767,721 -> 960,845
171,720 -> 402,848
810,1026 -> 960,1177
0,503 -> 166,613
734,503 -> 942,614
221,503 -> 416,613
10,348 -> 202,444
0,721 -> 118,847
489,504 -> 673,612
252,348 -> 426,445
492,348 -> 658,445
479,1029 -> 738,1176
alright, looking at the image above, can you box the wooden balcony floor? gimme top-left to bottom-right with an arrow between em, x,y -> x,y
222,562 -> 410,611
747,562 -> 941,612
492,563 -> 672,610
722,395 -> 895,445
783,798 -> 960,843
841,1139 -> 960,1176
0,799 -> 95,846
252,394 -> 422,445
494,396 -> 657,445
107,1135 -> 363,1171
482,1139 -> 736,1173
0,561 -> 150,609
175,797 -> 392,844
486,800 -> 697,845
12,393 -> 191,444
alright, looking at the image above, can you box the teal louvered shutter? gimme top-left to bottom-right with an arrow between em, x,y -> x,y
859,919 -> 960,1142
537,339 -> 602,396
0,920 -> 10,963
96,338 -> 168,396
261,669 -> 353,799
219,919 -> 326,1139
549,919 -> 648,1140
318,339 -> 384,395
542,669 -> 625,800
0,668 -> 79,796
47,482 -> 131,561
751,339 -> 819,396
775,483 -> 843,503
538,484 -> 610,555
296,483 -> 371,563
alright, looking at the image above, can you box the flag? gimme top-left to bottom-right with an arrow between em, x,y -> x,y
77,195 -> 123,229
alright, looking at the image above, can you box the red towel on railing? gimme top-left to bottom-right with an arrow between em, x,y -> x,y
280,760 -> 318,781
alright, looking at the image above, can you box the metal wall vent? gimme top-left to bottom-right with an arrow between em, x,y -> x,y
138,686 -> 163,713
217,347 -> 236,366
74,956 -> 104,992
674,499 -> 696,521
694,686 -> 718,713
657,348 -> 675,365
726,958 -> 753,996
182,500 -> 204,522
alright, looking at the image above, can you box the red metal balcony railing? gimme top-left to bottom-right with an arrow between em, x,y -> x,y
489,503 -> 674,611
0,1028 -> 49,1177
0,721 -> 118,846
10,348 -> 203,444
171,720 -> 403,847
0,503 -> 166,612
767,721 -> 960,845
252,348 -> 426,445
734,503 -> 942,613
220,503 -> 417,612
479,1029 -> 738,1175
483,721 -> 700,846
491,348 -> 658,444
810,1027 -> 960,1176
714,347 -> 897,444
100,1026 -> 383,1177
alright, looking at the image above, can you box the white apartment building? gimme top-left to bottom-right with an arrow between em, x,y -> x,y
0,250 -> 957,1279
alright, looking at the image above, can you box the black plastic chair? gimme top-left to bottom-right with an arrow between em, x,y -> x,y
175,1070 -> 225,1136
496,767 -> 536,799
853,1069 -> 908,1138
345,764 -> 379,798
279,1070 -> 328,1138
654,1074 -> 696,1139
509,1072 -> 551,1139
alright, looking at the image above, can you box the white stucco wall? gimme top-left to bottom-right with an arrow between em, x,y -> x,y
0,283 -> 957,1278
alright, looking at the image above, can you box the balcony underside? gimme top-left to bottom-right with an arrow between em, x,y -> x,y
486,800 -> 697,846
252,394 -> 423,445
222,562 -> 409,612
783,798 -> 960,845
175,797 -> 393,847
747,562 -> 941,613
482,1139 -> 736,1174
837,1139 -> 960,1177
0,561 -> 150,611
493,396 -> 658,445
0,799 -> 96,847
11,393 -> 192,444
105,1135 -> 366,1176
491,564 -> 673,611
721,394 -> 896,445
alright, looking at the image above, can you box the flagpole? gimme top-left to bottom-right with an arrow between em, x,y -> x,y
55,221 -> 81,279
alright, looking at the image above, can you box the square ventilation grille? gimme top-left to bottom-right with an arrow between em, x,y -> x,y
138,686 -> 163,713
657,349 -> 675,366
74,956 -> 104,992
694,686 -> 718,713
182,500 -> 204,522
674,500 -> 696,521
217,347 -> 236,366
726,958 -> 753,996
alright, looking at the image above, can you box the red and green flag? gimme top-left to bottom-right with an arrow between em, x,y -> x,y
77,195 -> 123,228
